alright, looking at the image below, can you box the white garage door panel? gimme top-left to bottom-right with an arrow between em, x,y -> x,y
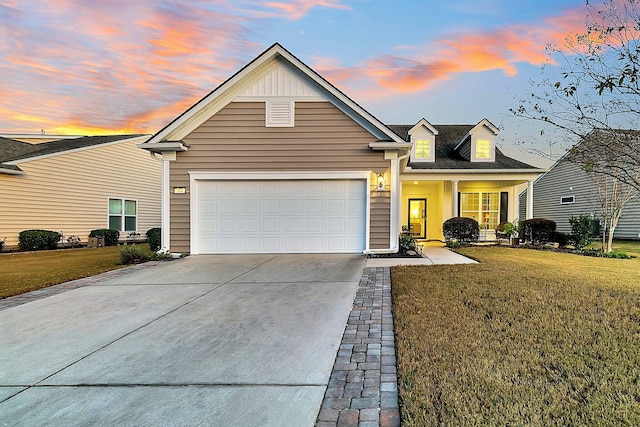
195,180 -> 366,254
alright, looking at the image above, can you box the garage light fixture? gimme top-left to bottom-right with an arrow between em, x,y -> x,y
376,173 -> 386,191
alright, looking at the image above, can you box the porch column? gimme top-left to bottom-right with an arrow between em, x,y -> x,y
161,151 -> 177,252
452,180 -> 459,218
526,179 -> 534,219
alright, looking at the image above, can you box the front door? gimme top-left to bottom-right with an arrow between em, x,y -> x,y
408,199 -> 427,239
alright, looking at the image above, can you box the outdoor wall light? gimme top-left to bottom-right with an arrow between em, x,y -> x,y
377,173 -> 386,191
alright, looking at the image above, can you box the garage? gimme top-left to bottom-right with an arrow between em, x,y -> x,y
192,178 -> 367,254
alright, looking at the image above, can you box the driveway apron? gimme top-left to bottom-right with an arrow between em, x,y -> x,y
0,254 -> 365,426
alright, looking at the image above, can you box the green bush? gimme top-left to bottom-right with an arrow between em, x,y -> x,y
18,230 -> 61,251
399,226 -> 418,254
519,218 -> 556,244
89,229 -> 120,246
119,244 -> 152,264
443,217 -> 479,243
551,231 -> 570,247
146,228 -> 161,252
569,214 -> 594,249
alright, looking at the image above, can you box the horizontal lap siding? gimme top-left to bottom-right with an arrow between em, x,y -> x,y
170,101 -> 390,253
1,140 -> 161,248
370,192 -> 391,249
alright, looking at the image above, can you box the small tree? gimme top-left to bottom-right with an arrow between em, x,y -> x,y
591,171 -> 636,252
569,214 -> 594,249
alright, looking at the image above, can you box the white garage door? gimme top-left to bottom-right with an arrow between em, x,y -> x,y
194,179 -> 367,254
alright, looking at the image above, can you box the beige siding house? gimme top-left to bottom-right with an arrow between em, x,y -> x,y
140,43 -> 545,254
0,135 -> 161,248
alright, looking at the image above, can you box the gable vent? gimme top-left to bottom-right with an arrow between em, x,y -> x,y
266,100 -> 295,127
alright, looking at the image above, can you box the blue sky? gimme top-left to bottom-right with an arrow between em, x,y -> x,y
0,0 -> 598,165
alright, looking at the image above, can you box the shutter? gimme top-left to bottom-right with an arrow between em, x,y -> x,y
500,192 -> 509,223
266,100 -> 294,127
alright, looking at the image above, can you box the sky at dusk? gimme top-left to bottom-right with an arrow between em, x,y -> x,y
0,0 -> 604,165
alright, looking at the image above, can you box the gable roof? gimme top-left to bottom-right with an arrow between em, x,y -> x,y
0,134 -> 147,175
141,43 -> 406,151
389,124 -> 541,170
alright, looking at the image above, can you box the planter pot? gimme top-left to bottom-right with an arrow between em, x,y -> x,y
510,237 -> 520,246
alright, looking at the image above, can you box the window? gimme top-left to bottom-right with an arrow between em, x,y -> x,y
560,195 -> 575,204
415,139 -> 431,159
476,139 -> 491,158
108,198 -> 137,231
460,192 -> 500,229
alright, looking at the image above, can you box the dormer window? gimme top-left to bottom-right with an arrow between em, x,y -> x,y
415,139 -> 431,159
408,119 -> 438,163
476,139 -> 491,159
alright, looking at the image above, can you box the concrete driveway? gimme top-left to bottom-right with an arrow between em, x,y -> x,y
0,254 -> 365,426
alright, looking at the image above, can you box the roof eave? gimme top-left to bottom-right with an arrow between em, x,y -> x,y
369,142 -> 413,150
138,141 -> 190,153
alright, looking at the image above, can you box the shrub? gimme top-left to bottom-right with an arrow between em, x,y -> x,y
569,214 -> 594,249
146,227 -> 161,252
443,217 -> 479,243
0,237 -> 4,252
89,229 -> 120,246
119,244 -> 152,264
519,218 -> 556,244
18,229 -> 61,251
551,231 -> 570,247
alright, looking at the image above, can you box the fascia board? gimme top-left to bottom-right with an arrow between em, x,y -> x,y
8,135 -> 150,165
409,118 -> 439,136
0,165 -> 25,175
369,142 -> 413,150
137,141 -> 189,153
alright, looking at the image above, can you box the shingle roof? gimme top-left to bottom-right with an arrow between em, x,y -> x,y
0,134 -> 145,163
388,124 -> 539,170
0,137 -> 41,163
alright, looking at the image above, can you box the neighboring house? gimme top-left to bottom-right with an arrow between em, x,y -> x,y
519,152 -> 640,239
0,134 -> 162,248
140,43 -> 545,255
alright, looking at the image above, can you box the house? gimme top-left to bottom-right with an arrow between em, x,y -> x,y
139,43 -> 545,255
519,149 -> 640,239
0,134 -> 162,248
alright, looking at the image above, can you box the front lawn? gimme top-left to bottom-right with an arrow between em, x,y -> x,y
0,246 -> 128,299
392,246 -> 640,426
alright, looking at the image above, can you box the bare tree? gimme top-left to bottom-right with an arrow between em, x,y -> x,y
512,0 -> 640,191
590,168 -> 637,252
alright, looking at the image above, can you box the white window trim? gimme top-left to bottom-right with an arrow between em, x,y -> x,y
188,171 -> 371,255
108,197 -> 138,232
470,137 -> 496,162
411,138 -> 435,162
560,195 -> 576,205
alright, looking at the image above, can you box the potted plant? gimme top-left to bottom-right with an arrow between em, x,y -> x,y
504,220 -> 519,245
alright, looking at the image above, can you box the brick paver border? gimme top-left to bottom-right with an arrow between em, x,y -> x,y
316,266 -> 400,427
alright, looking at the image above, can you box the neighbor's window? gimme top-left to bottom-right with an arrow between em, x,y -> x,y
560,195 -> 575,205
108,198 -> 137,231
415,139 -> 431,159
476,139 -> 491,158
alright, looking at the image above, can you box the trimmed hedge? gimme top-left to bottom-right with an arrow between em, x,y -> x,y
519,218 -> 556,244
443,217 -> 479,242
18,229 -> 61,251
89,229 -> 120,246
146,228 -> 161,252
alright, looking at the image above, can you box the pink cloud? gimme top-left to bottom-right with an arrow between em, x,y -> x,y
313,5 -> 591,98
259,0 -> 350,20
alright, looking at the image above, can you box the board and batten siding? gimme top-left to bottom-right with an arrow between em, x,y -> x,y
169,101 -> 391,253
0,140 -> 162,248
520,159 -> 640,239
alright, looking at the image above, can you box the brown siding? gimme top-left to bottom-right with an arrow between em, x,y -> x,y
370,192 -> 391,249
169,101 -> 391,253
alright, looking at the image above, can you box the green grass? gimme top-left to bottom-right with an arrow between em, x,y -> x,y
392,244 -> 640,426
0,246 -> 130,299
